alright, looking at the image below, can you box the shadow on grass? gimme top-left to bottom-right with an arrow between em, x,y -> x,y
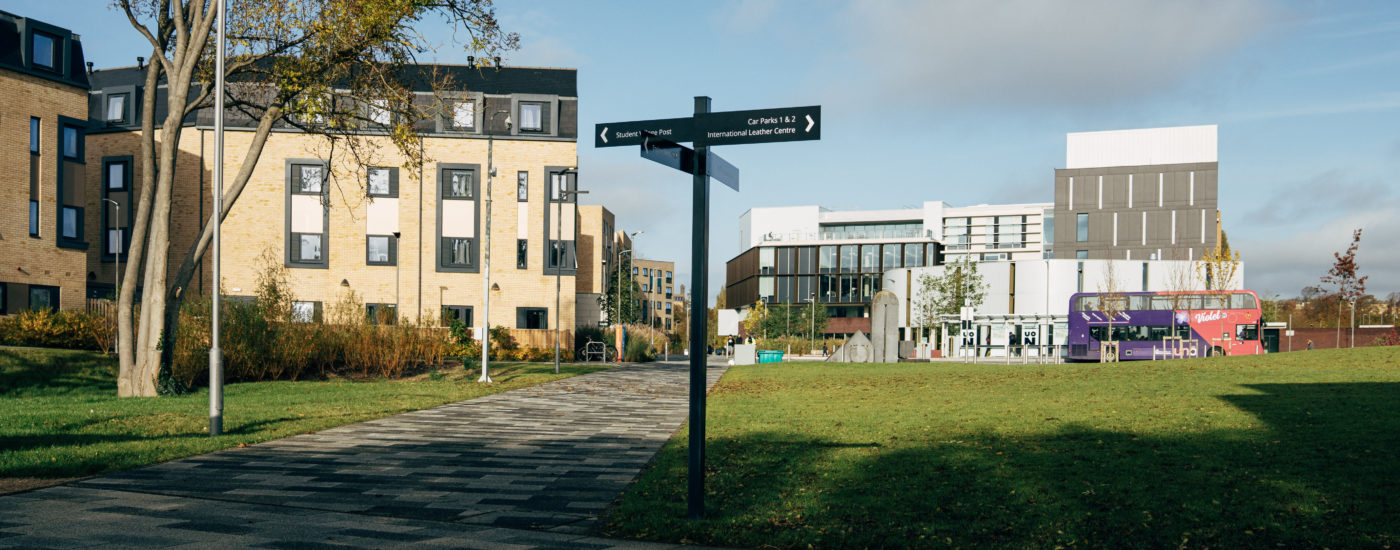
606,382 -> 1400,549
0,348 -> 115,396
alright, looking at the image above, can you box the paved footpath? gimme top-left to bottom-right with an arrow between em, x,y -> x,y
0,359 -> 730,549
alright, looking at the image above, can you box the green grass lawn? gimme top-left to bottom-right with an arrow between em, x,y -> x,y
605,348 -> 1400,549
0,346 -> 610,481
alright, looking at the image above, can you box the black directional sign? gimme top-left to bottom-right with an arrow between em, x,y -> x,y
595,117 -> 693,148
640,133 -> 740,191
694,105 -> 820,146
598,98 -> 818,521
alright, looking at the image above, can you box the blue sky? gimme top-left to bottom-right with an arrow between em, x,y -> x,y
13,0 -> 1399,305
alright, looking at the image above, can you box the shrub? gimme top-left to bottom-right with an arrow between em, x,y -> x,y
0,309 -> 111,351
625,336 -> 655,363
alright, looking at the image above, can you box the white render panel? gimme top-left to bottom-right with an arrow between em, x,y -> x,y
1066,125 -> 1217,169
442,201 -> 476,238
553,203 -> 577,240
517,203 -> 529,239
888,259 -> 1243,323
739,205 -> 822,248
291,195 -> 323,233
366,198 -> 399,235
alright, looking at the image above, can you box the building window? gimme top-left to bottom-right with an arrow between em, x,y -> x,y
30,117 -> 40,153
666,286 -> 673,299
367,303 -> 397,325
861,245 -> 879,272
107,229 -> 124,255
839,245 -> 858,273
517,171 -> 528,201
1076,213 -> 1089,242
367,167 -> 396,197
519,102 -> 543,132
517,239 -> 528,269
517,307 -> 548,329
633,267 -> 638,275
665,302 -> 672,314
62,126 -> 79,159
442,305 -> 472,327
29,285 -> 59,312
451,100 -> 475,130
29,201 -> 39,237
106,94 -> 128,123
294,233 -> 323,262
1076,250 -> 1088,259
106,161 -> 129,190
31,32 -> 58,71
366,235 -> 396,265
642,283 -> 649,293
666,271 -> 673,284
296,164 -> 323,193
0,283 -> 6,314
444,238 -> 473,267
444,170 -> 473,198
291,301 -> 319,323
368,99 -> 391,126
61,206 -> 80,239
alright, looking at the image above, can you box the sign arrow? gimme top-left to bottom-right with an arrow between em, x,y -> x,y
600,126 -> 608,144
693,105 -> 820,146
594,117 -> 694,148
805,115 -> 814,132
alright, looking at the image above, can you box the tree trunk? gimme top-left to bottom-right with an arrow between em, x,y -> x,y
117,52 -> 164,397
162,107 -> 281,356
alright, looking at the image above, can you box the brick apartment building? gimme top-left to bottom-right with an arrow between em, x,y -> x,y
632,258 -> 679,331
81,58 -> 596,331
0,11 -> 91,313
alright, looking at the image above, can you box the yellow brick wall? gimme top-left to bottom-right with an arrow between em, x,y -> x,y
632,258 -> 678,329
205,130 -> 580,329
0,68 -> 89,311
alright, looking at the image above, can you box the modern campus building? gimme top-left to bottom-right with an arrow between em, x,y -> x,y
1050,125 -> 1220,261
725,201 -> 1047,337
885,258 -> 1243,357
574,204 -> 617,328
0,11 -> 91,313
723,124 -> 1240,351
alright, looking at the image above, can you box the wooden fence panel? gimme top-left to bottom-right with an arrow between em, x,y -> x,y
505,328 -> 573,351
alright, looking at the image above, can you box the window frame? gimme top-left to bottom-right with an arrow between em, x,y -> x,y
442,305 -> 473,327
510,94 -> 558,137
30,31 -> 60,72
517,238 -> 528,269
105,93 -> 130,124
516,307 -> 549,329
366,166 -> 398,198
1076,213 -> 1089,242
435,163 -> 481,273
30,117 -> 40,154
285,159 -> 330,269
28,285 -> 59,312
366,234 -> 397,266
517,171 -> 529,202
518,102 -> 544,132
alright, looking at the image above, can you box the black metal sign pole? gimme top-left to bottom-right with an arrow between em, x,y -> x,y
687,95 -> 711,520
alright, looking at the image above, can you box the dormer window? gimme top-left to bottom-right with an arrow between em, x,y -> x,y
451,100 -> 475,130
31,32 -> 58,72
106,94 -> 128,123
368,99 -> 390,126
519,103 -> 542,132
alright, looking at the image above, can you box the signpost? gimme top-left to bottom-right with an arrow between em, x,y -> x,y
597,98 -> 820,520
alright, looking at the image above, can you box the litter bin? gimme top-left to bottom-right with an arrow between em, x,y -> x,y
756,350 -> 784,364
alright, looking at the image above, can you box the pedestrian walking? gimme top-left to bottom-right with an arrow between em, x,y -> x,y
1307,339 -> 1314,351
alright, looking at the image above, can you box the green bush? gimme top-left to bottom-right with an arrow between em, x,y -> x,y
624,335 -> 655,363
0,309 -> 112,351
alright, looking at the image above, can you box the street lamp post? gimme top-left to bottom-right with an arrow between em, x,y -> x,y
1350,298 -> 1356,348
103,198 -> 120,354
209,0 -> 227,436
806,294 -> 815,357
393,231 -> 401,323
555,168 -> 585,374
481,110 -> 511,384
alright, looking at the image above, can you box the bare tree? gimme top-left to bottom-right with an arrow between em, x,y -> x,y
1095,261 -> 1127,362
113,0 -> 517,396
1321,229 -> 1368,348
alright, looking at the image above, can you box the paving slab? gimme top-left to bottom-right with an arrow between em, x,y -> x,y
0,359 -> 732,549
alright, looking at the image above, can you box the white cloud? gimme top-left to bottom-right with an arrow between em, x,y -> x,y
1239,200 -> 1400,298
1244,169 -> 1392,225
714,0 -> 781,33
836,0 -> 1278,110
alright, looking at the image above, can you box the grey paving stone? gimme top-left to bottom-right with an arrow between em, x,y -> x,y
0,359 -> 732,549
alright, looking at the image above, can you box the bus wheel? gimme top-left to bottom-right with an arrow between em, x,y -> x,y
1211,346 -> 1224,357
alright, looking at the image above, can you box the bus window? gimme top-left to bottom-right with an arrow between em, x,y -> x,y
1236,324 -> 1258,341
1150,296 -> 1174,311
1231,293 -> 1257,309
1148,325 -> 1171,341
1175,324 -> 1191,339
1090,326 -> 1108,342
1202,295 -> 1226,309
1185,295 -> 1204,310
1129,295 -> 1151,310
1076,295 -> 1101,312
